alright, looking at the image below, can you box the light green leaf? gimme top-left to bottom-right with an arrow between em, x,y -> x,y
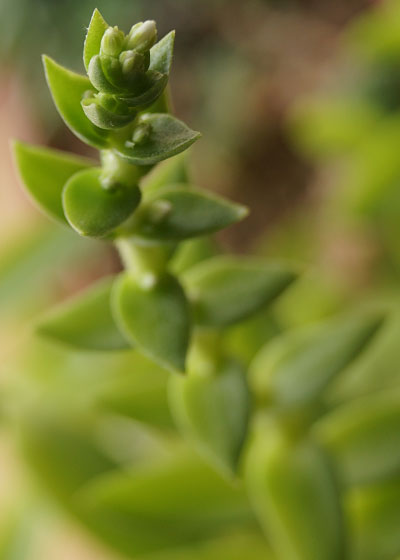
141,152 -> 189,199
169,360 -> 250,475
150,31 -> 175,75
347,479 -> 400,560
12,141 -> 94,225
112,113 -> 201,165
75,450 -> 255,557
112,273 -> 191,372
81,97 -> 135,130
250,311 -> 385,408
83,9 -> 109,71
43,55 -> 109,148
245,429 -> 345,560
62,168 -> 141,237
170,237 -> 219,275
36,276 -> 130,351
314,389 -> 400,486
182,256 -> 296,327
134,185 -> 247,241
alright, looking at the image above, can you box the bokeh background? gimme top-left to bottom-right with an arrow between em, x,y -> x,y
2,0 -> 400,557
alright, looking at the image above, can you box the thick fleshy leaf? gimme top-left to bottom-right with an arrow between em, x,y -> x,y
81,97 -> 135,130
169,361 -> 250,475
75,450 -> 255,557
348,480 -> 400,560
314,389 -> 400,486
83,9 -> 109,71
250,311 -> 385,408
112,272 -> 191,372
150,31 -> 175,75
43,56 -> 109,148
87,54 -> 125,94
134,186 -> 247,241
62,168 -> 141,237
119,72 -> 168,110
36,276 -> 129,351
12,141 -> 94,224
245,430 -> 345,560
112,113 -> 201,165
182,256 -> 296,327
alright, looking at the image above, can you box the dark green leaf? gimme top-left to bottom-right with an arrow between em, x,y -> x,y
183,256 -> 296,327
112,113 -> 201,165
43,55 -> 109,148
119,72 -> 168,110
112,272 -> 191,372
169,360 -> 250,475
12,141 -> 94,224
314,389 -> 400,486
245,430 -> 345,560
250,311 -> 385,408
83,9 -> 109,71
62,168 -> 141,237
135,185 -> 247,241
150,31 -> 175,75
36,276 -> 129,351
81,97 -> 135,130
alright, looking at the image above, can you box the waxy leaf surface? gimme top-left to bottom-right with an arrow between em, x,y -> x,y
62,168 -> 141,237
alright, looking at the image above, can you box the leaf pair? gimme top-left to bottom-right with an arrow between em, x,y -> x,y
13,141 -> 141,238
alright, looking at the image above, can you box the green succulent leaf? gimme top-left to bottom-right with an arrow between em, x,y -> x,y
62,168 -> 141,237
83,9 -> 109,71
36,276 -> 130,351
118,72 -> 168,110
142,152 -> 189,199
87,54 -> 125,94
75,450 -> 254,557
134,185 -> 247,241
249,310 -> 385,408
112,113 -> 201,165
150,30 -> 175,75
169,360 -> 250,475
81,97 -> 135,130
182,256 -> 296,327
245,430 -> 345,560
314,389 -> 400,487
12,141 -> 95,224
112,272 -> 191,372
43,55 -> 109,148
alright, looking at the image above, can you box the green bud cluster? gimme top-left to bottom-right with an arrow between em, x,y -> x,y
84,20 -> 166,131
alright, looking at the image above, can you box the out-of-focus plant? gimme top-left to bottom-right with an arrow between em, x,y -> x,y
4,7 -> 400,560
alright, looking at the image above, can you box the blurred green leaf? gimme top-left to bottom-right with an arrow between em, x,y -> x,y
134,185 -> 247,241
112,113 -> 200,165
141,152 -> 189,199
12,141 -> 94,224
75,449 -> 256,557
62,168 -> 141,237
348,479 -> 400,560
315,389 -> 400,487
169,237 -> 218,276
112,273 -> 191,372
169,360 -> 250,475
245,428 -> 345,560
43,55 -> 109,148
36,276 -> 129,351
183,256 -> 296,327
250,311 -> 385,408
83,8 -> 109,71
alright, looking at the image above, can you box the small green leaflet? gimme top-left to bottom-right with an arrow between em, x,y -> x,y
134,185 -> 247,241
62,168 -> 141,237
182,256 -> 296,327
249,310 -> 385,408
43,55 -> 109,148
12,141 -> 95,224
169,360 -> 250,475
112,113 -> 201,165
112,272 -> 191,373
36,276 -> 130,351
83,9 -> 109,71
245,430 -> 345,560
149,30 -> 175,75
141,152 -> 189,199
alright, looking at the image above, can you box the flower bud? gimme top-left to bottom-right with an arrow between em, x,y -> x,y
101,26 -> 125,57
126,20 -> 157,53
119,50 -> 146,77
132,122 -> 152,145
